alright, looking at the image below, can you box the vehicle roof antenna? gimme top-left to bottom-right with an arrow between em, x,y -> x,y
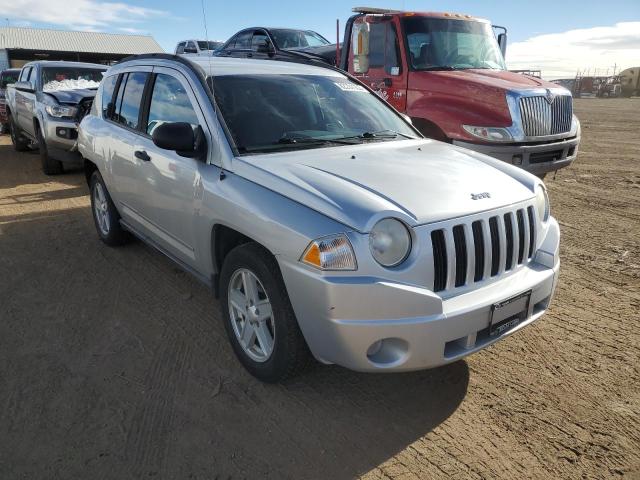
200,0 -> 214,91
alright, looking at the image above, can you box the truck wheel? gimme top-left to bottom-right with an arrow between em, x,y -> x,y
36,127 -> 63,175
9,114 -> 29,152
89,170 -> 131,246
220,242 -> 311,382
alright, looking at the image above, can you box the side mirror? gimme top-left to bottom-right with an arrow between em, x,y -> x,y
184,47 -> 197,54
15,80 -> 35,93
151,122 -> 207,160
351,22 -> 370,73
497,32 -> 507,58
257,41 -> 275,55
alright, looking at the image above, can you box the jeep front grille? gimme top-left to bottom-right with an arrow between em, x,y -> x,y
519,95 -> 573,137
431,206 -> 537,293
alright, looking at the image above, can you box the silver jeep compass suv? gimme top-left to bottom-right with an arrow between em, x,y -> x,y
78,54 -> 560,382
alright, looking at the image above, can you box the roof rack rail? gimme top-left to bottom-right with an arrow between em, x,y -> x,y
352,6 -> 402,14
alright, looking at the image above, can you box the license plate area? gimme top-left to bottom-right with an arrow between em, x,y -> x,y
490,290 -> 531,336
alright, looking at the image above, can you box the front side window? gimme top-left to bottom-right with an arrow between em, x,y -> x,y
101,74 -> 119,119
367,22 -> 400,74
213,74 -> 416,154
41,67 -> 105,91
251,32 -> 270,52
116,72 -> 148,129
271,29 -> 330,49
146,74 -> 199,135
403,17 -> 506,71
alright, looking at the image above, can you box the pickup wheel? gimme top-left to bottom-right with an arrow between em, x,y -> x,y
89,171 -> 131,246
9,114 -> 29,152
37,127 -> 63,175
220,243 -> 311,382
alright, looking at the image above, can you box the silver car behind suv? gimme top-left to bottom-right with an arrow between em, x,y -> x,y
78,54 -> 560,382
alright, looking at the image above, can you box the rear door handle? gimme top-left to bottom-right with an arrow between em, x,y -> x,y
134,150 -> 151,162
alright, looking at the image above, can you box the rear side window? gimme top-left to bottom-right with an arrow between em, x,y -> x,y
100,74 -> 119,118
146,74 -> 199,135
116,72 -> 148,129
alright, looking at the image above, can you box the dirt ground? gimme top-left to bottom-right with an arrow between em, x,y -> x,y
0,98 -> 638,480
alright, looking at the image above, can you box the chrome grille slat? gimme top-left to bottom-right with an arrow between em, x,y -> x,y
431,205 -> 537,293
519,94 -> 572,137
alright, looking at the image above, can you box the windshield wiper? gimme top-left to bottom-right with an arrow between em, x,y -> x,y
276,137 -> 359,146
339,130 -> 417,141
419,65 -> 457,71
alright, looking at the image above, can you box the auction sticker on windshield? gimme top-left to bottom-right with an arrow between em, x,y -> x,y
334,82 -> 367,92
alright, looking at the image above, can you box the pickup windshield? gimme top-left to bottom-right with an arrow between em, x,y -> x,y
41,67 -> 106,91
403,17 -> 506,71
212,74 -> 417,154
270,29 -> 330,49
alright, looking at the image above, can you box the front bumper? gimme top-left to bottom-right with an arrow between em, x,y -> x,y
279,221 -> 561,373
453,134 -> 580,176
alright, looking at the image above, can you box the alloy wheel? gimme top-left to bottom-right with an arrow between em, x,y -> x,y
228,268 -> 275,362
93,182 -> 111,235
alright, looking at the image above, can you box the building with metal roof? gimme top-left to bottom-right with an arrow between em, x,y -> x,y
0,27 -> 163,70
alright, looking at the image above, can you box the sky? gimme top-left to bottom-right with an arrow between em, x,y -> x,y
1,0 -> 639,79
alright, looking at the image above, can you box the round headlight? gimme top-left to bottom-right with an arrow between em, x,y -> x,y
369,218 -> 412,267
535,184 -> 550,222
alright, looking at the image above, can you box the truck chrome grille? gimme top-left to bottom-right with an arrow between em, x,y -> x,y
519,95 -> 573,137
431,206 -> 537,293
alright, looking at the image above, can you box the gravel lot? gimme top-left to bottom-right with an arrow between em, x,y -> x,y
0,98 -> 638,479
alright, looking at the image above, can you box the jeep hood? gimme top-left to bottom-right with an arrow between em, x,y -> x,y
232,139 -> 536,232
43,88 -> 97,105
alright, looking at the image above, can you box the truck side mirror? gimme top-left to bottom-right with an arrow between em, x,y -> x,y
351,22 -> 370,73
152,122 -> 207,160
14,80 -> 35,93
497,32 -> 507,58
184,47 -> 198,54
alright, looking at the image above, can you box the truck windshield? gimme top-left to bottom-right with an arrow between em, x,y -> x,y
41,67 -> 106,91
270,30 -> 330,49
402,17 -> 506,71
212,74 -> 417,154
1,70 -> 19,88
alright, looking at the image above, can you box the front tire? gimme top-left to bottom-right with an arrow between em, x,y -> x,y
9,114 -> 29,152
89,171 -> 130,246
220,243 -> 311,382
37,127 -> 63,175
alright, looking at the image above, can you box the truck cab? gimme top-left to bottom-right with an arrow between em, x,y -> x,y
340,8 -> 581,177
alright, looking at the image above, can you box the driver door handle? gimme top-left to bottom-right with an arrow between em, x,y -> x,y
134,150 -> 151,162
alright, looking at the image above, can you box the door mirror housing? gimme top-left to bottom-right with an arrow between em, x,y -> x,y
351,22 -> 370,73
151,122 -> 207,160
497,32 -> 507,58
256,40 -> 275,55
184,47 -> 197,54
14,80 -> 35,93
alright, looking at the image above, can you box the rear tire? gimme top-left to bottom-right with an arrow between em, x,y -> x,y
220,242 -> 311,382
9,114 -> 29,152
37,127 -> 63,175
89,170 -> 131,246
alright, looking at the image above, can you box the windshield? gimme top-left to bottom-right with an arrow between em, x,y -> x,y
1,70 -> 19,88
212,74 -> 416,154
198,41 -> 223,51
41,67 -> 106,91
270,29 -> 330,49
402,17 -> 506,71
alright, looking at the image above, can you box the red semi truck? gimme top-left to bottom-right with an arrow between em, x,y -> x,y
338,7 -> 581,178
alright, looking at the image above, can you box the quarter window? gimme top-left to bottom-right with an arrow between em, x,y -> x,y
146,74 -> 199,135
101,74 -> 119,119
116,72 -> 148,129
19,67 -> 32,82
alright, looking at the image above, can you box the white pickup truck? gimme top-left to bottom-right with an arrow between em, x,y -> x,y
6,60 -> 106,174
175,40 -> 225,56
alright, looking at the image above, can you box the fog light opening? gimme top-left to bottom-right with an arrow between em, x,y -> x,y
366,338 -> 409,367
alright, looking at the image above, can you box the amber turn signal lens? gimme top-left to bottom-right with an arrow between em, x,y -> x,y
300,234 -> 357,271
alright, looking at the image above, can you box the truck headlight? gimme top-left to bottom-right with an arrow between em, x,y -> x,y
301,234 -> 357,270
535,184 -> 550,222
45,105 -> 78,118
462,125 -> 513,142
369,218 -> 412,267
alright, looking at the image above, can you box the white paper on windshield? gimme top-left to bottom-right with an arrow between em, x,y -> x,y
43,79 -> 101,91
334,82 -> 367,93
